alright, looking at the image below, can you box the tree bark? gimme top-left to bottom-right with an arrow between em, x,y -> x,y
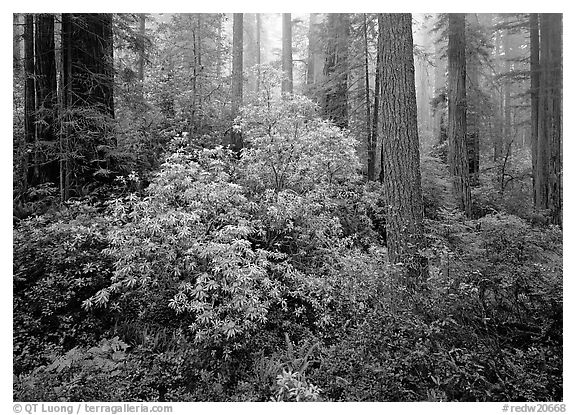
364,14 -> 374,180
447,13 -> 472,217
282,13 -> 293,95
379,13 -> 427,282
530,14 -> 539,208
323,13 -> 349,129
536,13 -> 562,225
34,13 -> 58,184
375,15 -> 383,183
24,14 -> 37,187
231,13 -> 244,152
466,14 -> 480,186
256,14 -> 261,93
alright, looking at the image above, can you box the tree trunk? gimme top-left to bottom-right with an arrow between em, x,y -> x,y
530,13 -> 539,208
256,14 -> 261,93
466,14 -> 480,186
138,14 -> 146,83
282,13 -> 293,95
306,13 -> 317,88
503,29 -> 512,152
24,14 -> 37,187
447,13 -> 472,217
536,14 -> 562,225
61,13 -> 115,191
231,13 -> 244,153
323,13 -> 349,129
375,15 -> 383,183
34,13 -> 59,184
14,14 -> 22,72
364,14 -> 374,180
379,13 -> 427,282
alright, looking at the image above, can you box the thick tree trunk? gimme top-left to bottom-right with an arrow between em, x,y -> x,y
536,14 -> 562,225
34,13 -> 59,184
61,13 -> 115,191
323,13 -> 349,129
282,13 -> 293,95
379,13 -> 427,282
231,13 -> 244,152
14,14 -> 22,72
530,14 -> 540,208
447,13 -> 472,217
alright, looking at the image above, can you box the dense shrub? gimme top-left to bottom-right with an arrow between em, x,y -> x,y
13,203 -> 114,374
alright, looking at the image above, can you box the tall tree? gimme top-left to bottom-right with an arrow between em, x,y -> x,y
282,13 -> 293,95
363,14 -> 375,180
379,13 -> 427,281
306,13 -> 318,88
530,13 -> 540,208
34,13 -> 58,184
466,14 -> 481,186
24,14 -> 36,187
256,14 -> 261,93
375,14 -> 383,183
447,13 -> 472,217
137,14 -> 146,84
231,13 -> 244,153
535,13 -> 562,225
323,13 -> 349,129
61,13 -> 115,194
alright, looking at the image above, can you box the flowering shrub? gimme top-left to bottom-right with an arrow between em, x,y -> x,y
239,94 -> 360,192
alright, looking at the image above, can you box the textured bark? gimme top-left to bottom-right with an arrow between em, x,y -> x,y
34,14 -> 59,184
536,14 -> 562,225
323,13 -> 349,129
466,14 -> 480,186
24,15 -> 36,186
14,14 -> 22,72
62,14 -> 114,118
375,15 -> 383,183
282,13 -> 293,95
530,14 -> 539,208
231,13 -> 244,152
379,13 -> 427,281
447,13 -> 472,217
364,14 -> 374,180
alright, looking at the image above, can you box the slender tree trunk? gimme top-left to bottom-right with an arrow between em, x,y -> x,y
256,14 -> 261,93
503,29 -> 512,151
466,14 -> 480,186
375,15 -> 383,183
282,13 -> 293,95
447,13 -> 472,217
231,13 -> 244,152
306,13 -> 317,88
364,14 -> 374,180
138,14 -> 146,84
24,14 -> 37,187
379,13 -> 427,282
493,26 -> 503,161
530,14 -> 540,208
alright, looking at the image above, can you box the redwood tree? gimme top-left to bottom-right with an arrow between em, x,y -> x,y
379,13 -> 427,281
447,13 -> 472,217
281,13 -> 293,95
231,13 -> 244,153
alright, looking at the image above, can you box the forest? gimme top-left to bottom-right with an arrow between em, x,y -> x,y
12,13 -> 562,402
